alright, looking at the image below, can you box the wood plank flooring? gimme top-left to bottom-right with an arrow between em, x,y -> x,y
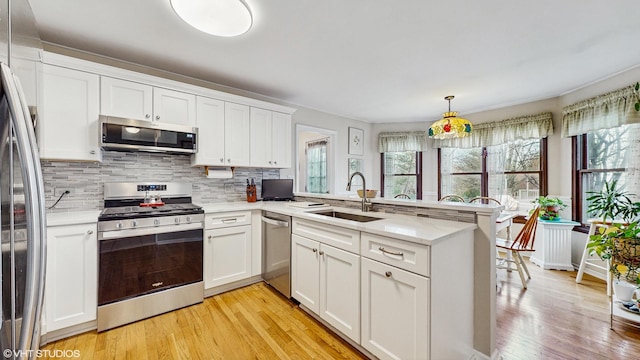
497,258 -> 640,360
39,260 -> 640,360
38,283 -> 367,360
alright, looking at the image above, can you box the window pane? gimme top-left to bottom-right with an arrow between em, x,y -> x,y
447,174 -> 481,201
490,173 -> 540,211
582,171 -> 626,221
306,141 -> 327,193
384,152 -> 416,174
504,139 -> 540,172
384,175 -> 417,199
587,126 -> 629,170
442,148 -> 482,173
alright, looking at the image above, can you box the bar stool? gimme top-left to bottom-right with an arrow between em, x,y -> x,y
576,219 -> 619,295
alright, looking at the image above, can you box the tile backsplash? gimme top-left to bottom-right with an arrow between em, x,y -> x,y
42,151 -> 280,212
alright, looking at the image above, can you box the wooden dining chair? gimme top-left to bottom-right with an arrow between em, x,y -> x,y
469,196 -> 502,205
496,207 -> 540,289
394,193 -> 411,199
439,194 -> 465,202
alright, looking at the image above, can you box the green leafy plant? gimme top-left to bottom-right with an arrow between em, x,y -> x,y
586,180 -> 640,223
531,196 -> 567,220
587,221 -> 640,282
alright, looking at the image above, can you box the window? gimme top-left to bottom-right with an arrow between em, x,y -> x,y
306,138 -> 328,193
573,125 -> 630,224
381,151 -> 422,199
439,139 -> 546,211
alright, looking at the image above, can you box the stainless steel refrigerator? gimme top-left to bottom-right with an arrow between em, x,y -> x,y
0,0 -> 46,359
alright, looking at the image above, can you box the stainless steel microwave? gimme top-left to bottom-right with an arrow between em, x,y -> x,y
99,116 -> 198,154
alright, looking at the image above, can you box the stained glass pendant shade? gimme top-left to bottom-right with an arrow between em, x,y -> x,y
428,95 -> 472,139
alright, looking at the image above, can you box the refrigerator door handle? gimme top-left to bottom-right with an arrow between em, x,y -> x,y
1,63 -> 47,354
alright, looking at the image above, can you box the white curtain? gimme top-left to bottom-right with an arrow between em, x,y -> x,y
378,131 -> 429,152
562,85 -> 640,137
486,145 -> 506,201
627,123 -> 640,201
432,112 -> 553,149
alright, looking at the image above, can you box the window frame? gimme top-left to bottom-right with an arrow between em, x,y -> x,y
571,133 -> 627,233
380,151 -> 423,200
437,138 -> 548,220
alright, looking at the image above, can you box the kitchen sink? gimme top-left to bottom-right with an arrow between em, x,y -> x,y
311,211 -> 382,222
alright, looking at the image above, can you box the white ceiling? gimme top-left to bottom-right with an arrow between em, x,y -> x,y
28,0 -> 640,123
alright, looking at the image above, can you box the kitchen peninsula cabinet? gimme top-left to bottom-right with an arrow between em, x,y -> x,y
100,76 -> 196,126
45,223 -> 97,334
41,64 -> 101,162
249,108 -> 292,168
292,222 -> 361,342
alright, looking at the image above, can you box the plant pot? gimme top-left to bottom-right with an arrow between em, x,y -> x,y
613,237 -> 640,266
613,280 -> 637,302
539,205 -> 561,220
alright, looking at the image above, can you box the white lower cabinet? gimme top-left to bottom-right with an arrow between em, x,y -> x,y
291,234 -> 360,342
361,257 -> 429,360
204,212 -> 253,289
45,223 -> 97,332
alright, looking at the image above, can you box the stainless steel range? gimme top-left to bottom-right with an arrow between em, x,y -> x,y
97,182 -> 204,331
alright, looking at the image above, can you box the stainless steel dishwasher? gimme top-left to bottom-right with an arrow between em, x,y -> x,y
262,211 -> 292,297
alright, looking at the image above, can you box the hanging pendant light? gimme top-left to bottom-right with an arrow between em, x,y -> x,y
428,95 -> 472,139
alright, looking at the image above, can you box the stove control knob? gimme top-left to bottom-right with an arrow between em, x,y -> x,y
131,220 -> 138,228
186,216 -> 192,223
116,222 -> 123,229
175,217 -> 181,224
154,219 -> 161,226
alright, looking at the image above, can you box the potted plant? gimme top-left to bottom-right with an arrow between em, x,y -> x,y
531,196 -> 567,221
586,179 -> 640,301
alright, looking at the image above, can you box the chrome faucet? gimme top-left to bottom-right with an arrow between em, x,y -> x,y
346,171 -> 371,212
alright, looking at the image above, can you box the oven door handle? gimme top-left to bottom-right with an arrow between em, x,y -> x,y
98,223 -> 203,240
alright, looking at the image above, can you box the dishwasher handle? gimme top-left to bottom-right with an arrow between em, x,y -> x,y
261,216 -> 290,228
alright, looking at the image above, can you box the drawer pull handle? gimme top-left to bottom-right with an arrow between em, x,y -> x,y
221,218 -> 238,223
379,247 -> 404,257
312,248 -> 317,253
319,250 -> 324,255
87,230 -> 94,235
385,271 -> 392,278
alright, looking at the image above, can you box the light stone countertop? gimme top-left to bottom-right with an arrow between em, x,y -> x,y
45,200 -> 480,246
205,201 -> 477,246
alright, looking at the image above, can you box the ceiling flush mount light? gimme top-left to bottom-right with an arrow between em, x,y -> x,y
170,0 -> 253,37
428,95 -> 472,139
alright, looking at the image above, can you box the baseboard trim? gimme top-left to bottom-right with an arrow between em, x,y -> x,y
41,320 -> 97,344
204,275 -> 263,297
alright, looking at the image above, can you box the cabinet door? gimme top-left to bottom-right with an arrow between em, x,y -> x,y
191,96 -> 225,166
361,258 -> 430,360
224,102 -> 251,166
46,224 -> 97,332
100,76 -> 152,121
291,234 -> 320,313
204,225 -> 252,289
42,65 -> 101,162
320,244 -> 360,342
271,112 -> 291,168
249,107 -> 272,167
153,87 -> 196,126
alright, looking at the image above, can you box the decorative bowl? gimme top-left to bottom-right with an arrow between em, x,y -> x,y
357,189 -> 378,198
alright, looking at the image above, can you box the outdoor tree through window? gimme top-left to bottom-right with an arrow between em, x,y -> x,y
381,151 -> 422,199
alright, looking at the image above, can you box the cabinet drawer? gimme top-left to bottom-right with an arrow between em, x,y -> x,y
292,218 -> 360,253
361,232 -> 430,277
205,211 -> 252,229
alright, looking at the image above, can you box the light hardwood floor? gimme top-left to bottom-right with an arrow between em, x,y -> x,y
39,261 -> 640,360
497,257 -> 640,360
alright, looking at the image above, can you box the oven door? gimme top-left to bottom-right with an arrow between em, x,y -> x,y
98,224 -> 203,306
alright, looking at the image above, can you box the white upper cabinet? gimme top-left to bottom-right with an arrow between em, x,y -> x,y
153,87 -> 196,126
100,77 -> 196,126
191,96 -> 225,166
224,102 -> 251,166
41,64 -> 102,162
100,76 -> 153,121
250,108 -> 291,168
